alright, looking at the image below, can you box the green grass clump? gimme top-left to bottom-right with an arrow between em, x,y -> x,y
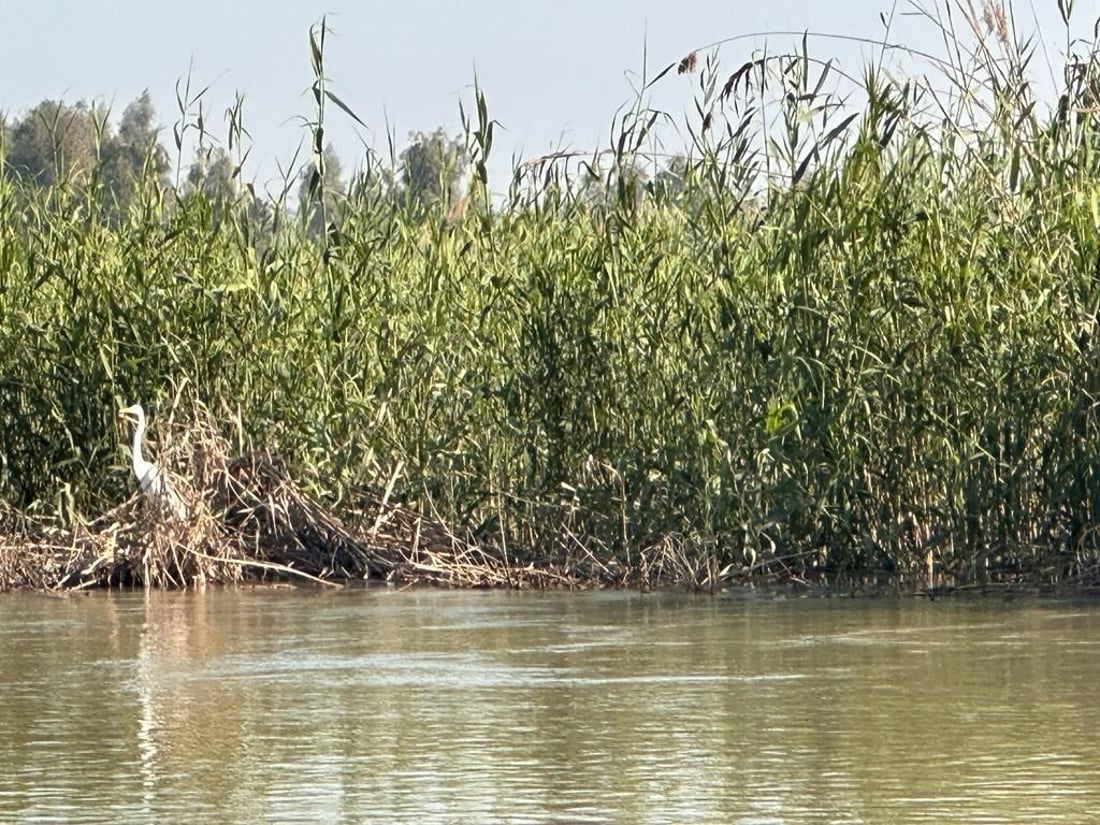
4,4 -> 1100,587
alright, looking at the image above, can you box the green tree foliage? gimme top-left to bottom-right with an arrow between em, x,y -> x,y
183,144 -> 273,248
399,128 -> 468,210
297,141 -> 345,237
3,99 -> 100,187
2,92 -> 169,219
99,91 -> 170,214
186,145 -> 238,204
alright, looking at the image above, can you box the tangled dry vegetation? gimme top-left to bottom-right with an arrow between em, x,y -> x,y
0,406 -> 603,592
2,403 -> 1076,595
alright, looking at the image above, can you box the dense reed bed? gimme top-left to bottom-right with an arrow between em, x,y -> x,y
3,2 -> 1100,591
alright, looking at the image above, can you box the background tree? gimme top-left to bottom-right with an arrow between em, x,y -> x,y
297,141 -> 346,237
100,91 -> 170,215
2,93 -> 171,221
183,144 -> 274,245
399,128 -> 468,210
186,145 -> 238,204
3,100 -> 100,187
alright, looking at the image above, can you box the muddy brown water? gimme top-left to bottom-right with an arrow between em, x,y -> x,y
0,588 -> 1097,824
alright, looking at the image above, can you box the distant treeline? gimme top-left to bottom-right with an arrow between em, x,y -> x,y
0,92 -> 483,231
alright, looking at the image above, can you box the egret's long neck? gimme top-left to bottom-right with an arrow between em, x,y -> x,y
131,415 -> 146,468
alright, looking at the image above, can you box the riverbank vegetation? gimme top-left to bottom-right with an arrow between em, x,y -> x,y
4,2 -> 1100,592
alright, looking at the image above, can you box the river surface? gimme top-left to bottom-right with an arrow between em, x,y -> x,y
0,587 -> 1097,824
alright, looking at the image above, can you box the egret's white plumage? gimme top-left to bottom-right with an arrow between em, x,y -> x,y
119,403 -> 187,521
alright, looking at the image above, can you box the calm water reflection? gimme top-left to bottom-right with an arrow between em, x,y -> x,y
0,587 -> 1097,824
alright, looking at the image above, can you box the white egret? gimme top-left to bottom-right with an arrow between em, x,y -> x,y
119,403 -> 188,521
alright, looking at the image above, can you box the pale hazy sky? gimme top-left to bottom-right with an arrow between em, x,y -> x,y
0,1 -> 1080,194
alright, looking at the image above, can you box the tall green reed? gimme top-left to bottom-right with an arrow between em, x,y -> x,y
3,3 -> 1100,584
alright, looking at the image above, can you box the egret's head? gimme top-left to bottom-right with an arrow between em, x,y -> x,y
119,403 -> 145,425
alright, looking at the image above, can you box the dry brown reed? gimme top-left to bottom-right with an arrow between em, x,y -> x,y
0,405 -> 627,592
678,52 -> 698,74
